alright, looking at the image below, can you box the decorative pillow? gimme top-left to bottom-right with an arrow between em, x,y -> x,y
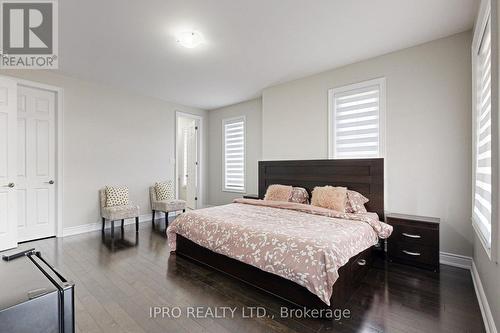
346,190 -> 369,213
311,186 -> 347,212
155,181 -> 174,201
264,184 -> 293,202
105,186 -> 129,207
289,187 -> 310,204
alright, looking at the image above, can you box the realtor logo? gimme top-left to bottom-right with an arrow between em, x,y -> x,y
0,0 -> 58,68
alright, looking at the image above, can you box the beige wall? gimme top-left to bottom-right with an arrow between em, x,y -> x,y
207,98 -> 262,205
0,70 -> 207,230
262,31 -> 473,257
472,0 -> 500,330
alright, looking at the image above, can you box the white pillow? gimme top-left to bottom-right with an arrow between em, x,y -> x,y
105,186 -> 129,207
155,181 -> 174,201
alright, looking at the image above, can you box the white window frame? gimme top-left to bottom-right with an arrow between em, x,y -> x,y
472,0 -> 498,261
222,116 -> 246,193
328,77 -> 386,159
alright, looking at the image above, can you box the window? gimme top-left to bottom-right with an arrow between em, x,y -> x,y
223,116 -> 245,192
328,78 -> 385,158
472,0 -> 494,255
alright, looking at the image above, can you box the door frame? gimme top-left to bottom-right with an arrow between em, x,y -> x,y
175,111 -> 203,209
1,75 -> 64,239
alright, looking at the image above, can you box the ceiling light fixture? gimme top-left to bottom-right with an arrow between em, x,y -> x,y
176,31 -> 204,49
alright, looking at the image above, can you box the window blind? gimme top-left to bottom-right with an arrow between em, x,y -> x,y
473,16 -> 492,247
330,79 -> 384,158
223,117 -> 245,192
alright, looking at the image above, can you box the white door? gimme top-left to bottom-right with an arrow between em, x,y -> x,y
0,77 -> 18,252
17,86 -> 56,242
186,122 -> 198,209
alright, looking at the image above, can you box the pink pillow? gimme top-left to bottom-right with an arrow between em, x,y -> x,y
345,190 -> 369,213
289,187 -> 309,204
264,184 -> 293,202
311,186 -> 347,212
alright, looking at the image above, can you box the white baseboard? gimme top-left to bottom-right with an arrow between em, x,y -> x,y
471,261 -> 498,333
62,212 -> 180,237
440,251 -> 472,270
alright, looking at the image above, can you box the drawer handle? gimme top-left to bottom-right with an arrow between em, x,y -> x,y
402,232 -> 421,239
402,250 -> 421,256
357,259 -> 367,266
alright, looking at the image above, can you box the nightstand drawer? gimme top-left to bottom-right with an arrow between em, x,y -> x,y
388,241 -> 438,268
386,213 -> 440,271
391,223 -> 438,247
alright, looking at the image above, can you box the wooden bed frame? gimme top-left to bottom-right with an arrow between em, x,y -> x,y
258,159 -> 384,219
174,158 -> 384,309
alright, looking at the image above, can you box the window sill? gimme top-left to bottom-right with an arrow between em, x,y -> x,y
222,189 -> 246,194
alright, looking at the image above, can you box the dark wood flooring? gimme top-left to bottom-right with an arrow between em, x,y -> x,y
17,218 -> 484,333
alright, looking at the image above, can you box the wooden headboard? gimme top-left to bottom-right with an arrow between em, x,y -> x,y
258,159 -> 384,219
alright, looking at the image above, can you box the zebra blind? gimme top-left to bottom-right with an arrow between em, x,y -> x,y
329,78 -> 385,158
473,15 -> 492,247
223,117 -> 245,192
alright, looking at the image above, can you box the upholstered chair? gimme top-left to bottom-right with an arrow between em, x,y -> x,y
99,188 -> 140,235
150,181 -> 186,228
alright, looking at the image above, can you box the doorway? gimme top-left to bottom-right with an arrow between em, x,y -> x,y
0,76 -> 62,252
175,112 -> 201,210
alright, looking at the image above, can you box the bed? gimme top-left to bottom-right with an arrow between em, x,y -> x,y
167,159 -> 390,309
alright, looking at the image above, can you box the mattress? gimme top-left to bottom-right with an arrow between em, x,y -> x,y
166,198 -> 392,305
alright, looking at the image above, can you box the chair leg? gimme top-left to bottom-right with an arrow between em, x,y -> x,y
135,216 -> 139,233
102,217 -> 105,232
152,210 -> 155,228
121,219 -> 124,230
111,220 -> 115,238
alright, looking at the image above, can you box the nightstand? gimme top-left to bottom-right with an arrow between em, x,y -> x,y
386,213 -> 440,272
243,194 -> 260,199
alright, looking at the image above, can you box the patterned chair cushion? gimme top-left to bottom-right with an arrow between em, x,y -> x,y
101,204 -> 139,220
152,199 -> 186,212
155,181 -> 174,201
105,186 -> 129,207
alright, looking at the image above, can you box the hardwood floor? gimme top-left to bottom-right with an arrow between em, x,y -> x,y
17,218 -> 484,333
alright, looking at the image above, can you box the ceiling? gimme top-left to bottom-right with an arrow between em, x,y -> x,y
59,0 -> 478,110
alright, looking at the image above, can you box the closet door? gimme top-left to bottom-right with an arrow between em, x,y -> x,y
17,86 -> 56,242
0,77 -> 18,252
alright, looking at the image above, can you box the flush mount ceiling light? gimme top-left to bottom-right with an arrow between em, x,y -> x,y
176,31 -> 204,49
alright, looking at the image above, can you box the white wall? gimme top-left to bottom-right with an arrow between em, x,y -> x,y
207,98 -> 262,205
0,69 -> 207,230
262,32 -> 473,257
